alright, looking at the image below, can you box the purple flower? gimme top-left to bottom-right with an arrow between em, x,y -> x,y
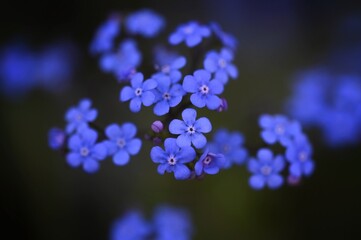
152,56 -> 186,83
66,127 -> 107,173
248,148 -> 285,190
203,48 -> 238,84
125,9 -> 164,38
210,22 -> 238,50
183,69 -> 224,110
65,98 -> 97,134
152,75 -> 185,116
150,138 -> 196,180
169,108 -> 212,149
169,21 -> 211,47
105,123 -> 142,166
48,128 -> 66,150
259,114 -> 301,146
120,72 -> 157,112
207,128 -> 248,169
286,134 -> 315,177
194,149 -> 226,176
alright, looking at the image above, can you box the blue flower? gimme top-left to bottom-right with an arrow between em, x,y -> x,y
125,9 -> 164,38
285,134 -> 315,177
153,45 -> 180,67
153,205 -> 193,240
110,210 -> 152,240
65,98 -> 97,134
90,16 -> 121,55
203,48 -> 238,84
194,149 -> 226,176
120,72 -> 157,112
247,148 -> 285,190
66,127 -> 107,173
152,56 -> 186,83
152,75 -> 185,116
207,128 -> 248,169
100,39 -> 141,82
183,69 -> 224,110
48,128 -> 66,150
169,21 -> 211,47
105,123 -> 142,166
210,22 -> 238,50
259,114 -> 301,146
150,138 -> 195,180
169,108 -> 212,149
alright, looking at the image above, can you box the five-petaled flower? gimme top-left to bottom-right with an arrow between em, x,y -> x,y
66,127 -> 107,173
125,9 -> 165,38
169,108 -> 212,149
120,72 -> 157,112
105,122 -> 142,166
183,69 -> 224,110
169,21 -> 211,47
65,98 -> 98,134
247,148 -> 285,190
151,138 -> 196,180
194,149 -> 226,176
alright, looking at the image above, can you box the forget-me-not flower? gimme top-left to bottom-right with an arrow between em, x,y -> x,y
204,48 -> 238,84
207,128 -> 248,169
169,108 -> 212,149
183,69 -> 224,110
194,149 -> 226,176
210,22 -> 238,50
90,16 -> 120,54
285,134 -> 315,177
151,138 -> 196,180
65,98 -> 98,134
152,56 -> 186,83
125,9 -> 164,38
66,127 -> 107,173
248,148 -> 285,190
120,72 -> 157,112
169,21 -> 211,47
48,128 -> 66,150
105,123 -> 142,166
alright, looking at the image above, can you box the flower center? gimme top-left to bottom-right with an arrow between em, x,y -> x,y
117,138 -> 126,148
203,155 -> 213,165
298,151 -> 308,162
163,92 -> 171,100
80,147 -> 89,157
184,26 -> 194,34
261,165 -> 272,176
75,113 -> 83,121
275,124 -> 285,135
161,65 -> 170,73
218,58 -> 227,68
200,85 -> 209,94
167,155 -> 177,165
135,88 -> 143,96
223,144 -> 230,153
187,125 -> 196,134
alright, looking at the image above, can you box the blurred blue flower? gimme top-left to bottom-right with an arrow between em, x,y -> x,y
248,148 -> 285,190
194,149 -> 226,176
152,56 -> 186,83
90,15 -> 121,54
207,128 -> 248,169
285,134 -> 315,178
105,123 -> 142,166
152,75 -> 185,116
111,210 -> 152,240
66,127 -> 107,173
100,39 -> 141,82
210,22 -> 238,50
183,69 -> 223,110
153,45 -> 180,68
169,21 -> 211,47
65,98 -> 97,134
48,128 -> 66,150
169,108 -> 212,149
120,72 -> 157,112
259,114 -> 301,146
125,9 -> 165,38
153,205 -> 193,240
151,138 -> 195,180
204,48 -> 238,84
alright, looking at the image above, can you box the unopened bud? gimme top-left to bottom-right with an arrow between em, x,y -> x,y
151,120 -> 164,133
217,98 -> 228,112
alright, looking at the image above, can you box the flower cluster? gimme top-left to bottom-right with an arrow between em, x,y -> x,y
48,98 -> 142,173
246,114 -> 315,190
286,70 -> 361,147
110,205 -> 193,240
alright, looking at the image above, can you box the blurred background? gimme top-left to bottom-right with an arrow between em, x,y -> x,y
1,0 -> 361,239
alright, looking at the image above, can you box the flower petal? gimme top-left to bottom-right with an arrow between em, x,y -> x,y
113,150 -> 130,166
169,119 -> 186,134
249,174 -> 265,190
83,158 -> 99,173
190,93 -> 206,108
92,143 -> 107,160
105,124 -> 122,139
191,133 -> 207,149
130,97 -> 142,112
174,164 -> 191,180
182,75 -> 198,93
267,174 -> 283,189
126,139 -> 142,155
154,100 -> 170,116
176,146 -> 196,163
194,117 -> 212,133
120,86 -> 135,101
141,91 -> 155,106
176,134 -> 191,148
66,153 -> 83,167
151,146 -> 167,163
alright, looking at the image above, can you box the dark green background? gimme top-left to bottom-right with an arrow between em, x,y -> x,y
1,0 -> 361,239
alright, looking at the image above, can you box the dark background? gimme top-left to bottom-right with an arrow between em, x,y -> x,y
1,0 -> 361,239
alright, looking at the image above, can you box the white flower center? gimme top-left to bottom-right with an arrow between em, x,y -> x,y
187,125 -> 196,134
261,165 -> 272,176
163,92 -> 171,100
117,138 -> 126,148
135,88 -> 143,96
203,155 -> 213,165
298,151 -> 308,162
80,147 -> 89,157
167,155 -> 177,165
218,58 -> 227,68
162,65 -> 170,73
200,85 -> 209,94
75,113 -> 83,121
184,26 -> 194,34
275,124 -> 285,135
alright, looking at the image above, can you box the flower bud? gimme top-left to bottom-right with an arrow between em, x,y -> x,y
151,120 -> 164,133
